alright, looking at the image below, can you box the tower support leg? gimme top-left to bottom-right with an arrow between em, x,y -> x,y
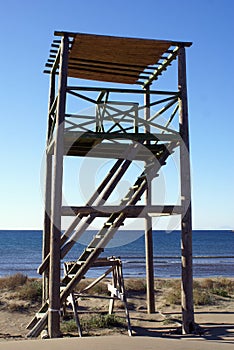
144,85 -> 155,314
145,214 -> 155,313
42,153 -> 52,303
178,46 -> 195,334
42,69 -> 56,304
48,34 -> 69,338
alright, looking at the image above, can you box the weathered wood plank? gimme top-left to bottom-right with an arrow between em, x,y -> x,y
144,86 -> 155,314
54,30 -> 192,47
69,57 -> 157,70
178,46 -> 195,334
61,205 -> 183,217
66,86 -> 179,95
63,131 -> 180,141
48,33 -> 69,339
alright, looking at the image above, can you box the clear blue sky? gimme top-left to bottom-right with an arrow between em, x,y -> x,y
0,0 -> 233,230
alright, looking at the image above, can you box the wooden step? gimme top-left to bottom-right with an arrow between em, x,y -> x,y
85,248 -> 95,252
36,312 -> 47,319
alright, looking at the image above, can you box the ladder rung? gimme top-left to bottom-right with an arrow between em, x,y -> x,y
36,312 -> 46,319
145,162 -> 155,168
86,248 -> 95,252
75,261 -> 85,265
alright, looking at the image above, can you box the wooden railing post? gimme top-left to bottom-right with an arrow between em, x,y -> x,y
178,46 -> 195,334
48,34 -> 69,338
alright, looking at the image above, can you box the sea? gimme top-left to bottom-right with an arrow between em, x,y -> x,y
0,230 -> 233,279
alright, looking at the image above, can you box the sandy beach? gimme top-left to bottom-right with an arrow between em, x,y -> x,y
0,276 -> 234,349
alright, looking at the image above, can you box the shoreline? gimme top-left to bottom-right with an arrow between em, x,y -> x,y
1,271 -> 234,279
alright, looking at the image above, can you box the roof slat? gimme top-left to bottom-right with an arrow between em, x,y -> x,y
67,69 -> 138,84
69,57 -> 158,70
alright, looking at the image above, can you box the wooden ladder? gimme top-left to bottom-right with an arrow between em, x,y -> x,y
27,141 -> 177,337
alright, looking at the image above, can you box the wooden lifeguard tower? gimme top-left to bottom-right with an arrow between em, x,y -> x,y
28,31 -> 194,337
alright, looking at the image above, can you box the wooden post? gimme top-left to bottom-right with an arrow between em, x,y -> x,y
42,71 -> 56,303
178,46 -> 195,333
144,86 -> 155,314
108,266 -> 117,315
48,34 -> 69,338
42,154 -> 52,303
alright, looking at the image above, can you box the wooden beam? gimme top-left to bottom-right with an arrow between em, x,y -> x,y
67,90 -> 98,105
148,98 -> 178,123
61,205 -> 182,217
178,46 -> 195,334
44,70 -> 59,75
54,30 -> 192,47
63,131 -> 180,142
67,85 -> 179,96
48,96 -> 58,119
144,95 -> 179,109
42,71 -> 56,303
144,86 -> 155,314
42,153 -> 52,304
48,34 -> 69,339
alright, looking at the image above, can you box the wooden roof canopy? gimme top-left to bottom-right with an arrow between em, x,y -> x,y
45,31 -> 192,86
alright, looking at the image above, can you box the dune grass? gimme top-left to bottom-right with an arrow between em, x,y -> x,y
0,274 -> 42,311
161,277 -> 234,306
0,273 -> 28,290
61,314 -> 126,335
0,274 -> 233,313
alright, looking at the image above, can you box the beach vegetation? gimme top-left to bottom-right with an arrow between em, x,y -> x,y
155,279 -> 180,290
7,302 -> 30,312
193,289 -> 214,305
76,278 -> 147,297
61,314 -> 126,335
164,288 -> 181,305
61,319 -> 78,333
125,278 -> 147,293
0,273 -> 28,290
163,277 -> 233,306
75,280 -> 109,295
17,280 -> 42,303
81,314 -> 125,330
201,277 -> 234,298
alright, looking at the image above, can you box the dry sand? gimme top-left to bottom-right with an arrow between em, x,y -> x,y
0,277 -> 233,349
